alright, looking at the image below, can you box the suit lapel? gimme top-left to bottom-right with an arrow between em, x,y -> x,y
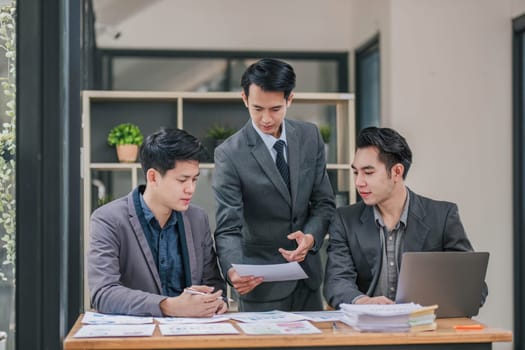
286,120 -> 300,207
357,205 -> 382,279
245,122 -> 291,205
182,211 -> 197,284
403,190 -> 430,252
128,193 -> 162,293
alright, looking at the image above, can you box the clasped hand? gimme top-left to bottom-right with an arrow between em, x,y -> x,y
159,285 -> 227,317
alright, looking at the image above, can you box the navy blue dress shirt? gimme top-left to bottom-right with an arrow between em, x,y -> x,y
140,194 -> 186,297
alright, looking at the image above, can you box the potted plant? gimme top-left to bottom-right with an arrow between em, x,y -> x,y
207,124 -> 236,147
319,125 -> 331,144
107,123 -> 144,163
319,125 -> 331,160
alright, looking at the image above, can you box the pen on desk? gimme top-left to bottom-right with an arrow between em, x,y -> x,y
454,324 -> 484,330
184,288 -> 234,302
332,321 -> 339,331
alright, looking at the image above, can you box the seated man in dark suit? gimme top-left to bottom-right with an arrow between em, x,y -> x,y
88,128 -> 227,317
324,127 -> 487,308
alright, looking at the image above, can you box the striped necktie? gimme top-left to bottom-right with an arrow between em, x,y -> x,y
273,140 -> 290,190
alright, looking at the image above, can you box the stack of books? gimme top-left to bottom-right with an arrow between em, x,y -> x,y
340,303 -> 438,332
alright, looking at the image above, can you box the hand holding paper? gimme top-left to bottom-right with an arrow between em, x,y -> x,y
232,262 -> 308,282
227,268 -> 264,295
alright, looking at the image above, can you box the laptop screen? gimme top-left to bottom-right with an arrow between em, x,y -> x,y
395,251 -> 489,318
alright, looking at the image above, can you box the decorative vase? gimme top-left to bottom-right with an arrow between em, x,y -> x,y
116,144 -> 139,163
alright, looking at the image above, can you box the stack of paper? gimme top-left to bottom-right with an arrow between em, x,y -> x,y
340,303 -> 438,332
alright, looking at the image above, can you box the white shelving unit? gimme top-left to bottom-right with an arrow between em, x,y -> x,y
81,90 -> 355,310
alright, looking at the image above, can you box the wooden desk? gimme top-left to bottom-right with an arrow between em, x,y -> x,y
63,315 -> 512,350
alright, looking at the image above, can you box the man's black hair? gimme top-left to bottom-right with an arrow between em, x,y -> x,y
139,128 -> 207,177
241,58 -> 296,100
357,127 -> 413,179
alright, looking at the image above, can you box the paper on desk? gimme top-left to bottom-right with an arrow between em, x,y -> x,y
159,323 -> 240,335
82,311 -> 153,325
237,321 -> 322,335
74,324 -> 156,338
228,310 -> 306,323
232,262 -> 308,282
291,310 -> 344,322
155,315 -> 231,324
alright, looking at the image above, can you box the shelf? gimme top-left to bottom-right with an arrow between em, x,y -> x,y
82,89 -> 355,311
90,163 -> 351,171
82,90 -> 354,103
91,163 -> 142,170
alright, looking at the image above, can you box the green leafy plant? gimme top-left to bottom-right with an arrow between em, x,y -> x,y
207,124 -> 236,141
107,123 -> 144,146
319,125 -> 331,144
0,1 -> 16,283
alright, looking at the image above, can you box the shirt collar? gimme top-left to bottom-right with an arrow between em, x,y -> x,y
139,193 -> 177,227
373,189 -> 410,229
251,119 -> 287,149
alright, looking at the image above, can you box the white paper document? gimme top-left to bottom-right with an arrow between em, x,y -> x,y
82,311 -> 153,325
228,310 -> 307,323
291,310 -> 344,322
155,315 -> 231,324
159,323 -> 240,335
237,321 -> 322,335
74,324 -> 156,338
232,262 -> 308,282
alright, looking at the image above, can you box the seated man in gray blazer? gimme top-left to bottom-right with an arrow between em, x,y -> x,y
88,128 -> 227,317
324,127 -> 487,308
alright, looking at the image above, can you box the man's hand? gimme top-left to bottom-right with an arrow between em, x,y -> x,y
355,295 -> 394,305
227,268 -> 263,295
159,285 -> 225,317
278,231 -> 315,262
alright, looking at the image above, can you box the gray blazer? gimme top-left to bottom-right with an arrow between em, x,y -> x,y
213,119 -> 335,304
88,188 -> 225,316
323,189 -> 488,308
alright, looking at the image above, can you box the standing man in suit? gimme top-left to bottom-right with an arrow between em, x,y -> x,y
324,127 -> 487,308
213,58 -> 335,311
88,128 -> 227,316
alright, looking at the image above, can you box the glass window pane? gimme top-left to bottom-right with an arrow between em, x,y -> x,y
0,2 -> 16,349
111,56 -> 340,93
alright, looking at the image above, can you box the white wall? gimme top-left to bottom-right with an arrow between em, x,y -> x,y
347,1 -> 515,348
387,1 -> 513,348
96,0 -> 353,51
514,0 -> 525,17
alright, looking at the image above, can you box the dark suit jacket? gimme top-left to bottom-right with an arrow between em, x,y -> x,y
323,189 -> 488,308
213,119 -> 335,306
88,187 -> 225,316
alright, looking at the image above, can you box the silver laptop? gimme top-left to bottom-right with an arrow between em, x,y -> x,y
395,251 -> 489,318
